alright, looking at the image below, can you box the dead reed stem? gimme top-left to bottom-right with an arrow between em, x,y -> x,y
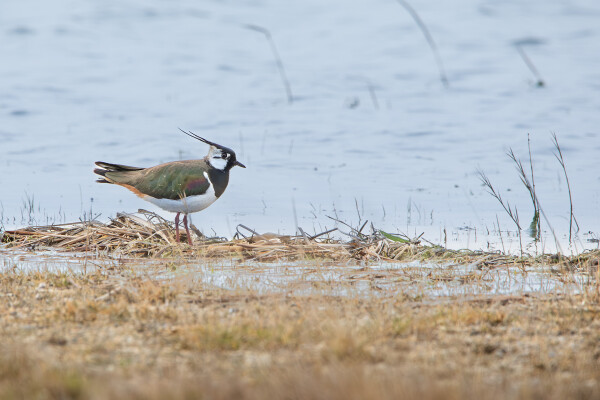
1,211 -> 460,263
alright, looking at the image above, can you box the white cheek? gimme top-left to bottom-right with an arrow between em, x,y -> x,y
209,157 -> 228,170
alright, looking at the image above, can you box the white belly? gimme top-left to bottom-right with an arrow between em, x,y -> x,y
143,173 -> 219,214
144,192 -> 218,213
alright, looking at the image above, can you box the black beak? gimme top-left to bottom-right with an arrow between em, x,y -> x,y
235,160 -> 246,168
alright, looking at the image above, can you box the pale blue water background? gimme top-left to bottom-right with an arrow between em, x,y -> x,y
1,0 -> 599,254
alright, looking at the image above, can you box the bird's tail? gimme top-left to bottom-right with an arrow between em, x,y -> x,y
94,161 -> 143,183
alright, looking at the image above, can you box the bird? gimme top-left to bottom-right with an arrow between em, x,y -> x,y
94,129 -> 245,244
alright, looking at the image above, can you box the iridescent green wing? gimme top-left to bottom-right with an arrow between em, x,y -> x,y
132,162 -> 210,200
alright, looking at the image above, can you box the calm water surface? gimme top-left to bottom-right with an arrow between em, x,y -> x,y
1,0 -> 599,254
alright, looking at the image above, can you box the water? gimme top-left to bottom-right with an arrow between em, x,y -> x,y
1,0 -> 599,254
0,249 -> 590,298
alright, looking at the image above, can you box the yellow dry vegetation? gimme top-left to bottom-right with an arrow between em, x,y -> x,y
0,260 -> 599,399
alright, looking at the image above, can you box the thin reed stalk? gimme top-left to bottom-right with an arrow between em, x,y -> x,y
395,0 -> 449,87
552,133 -> 579,243
516,45 -> 545,87
478,170 -> 523,256
507,147 -> 540,240
526,134 -> 541,237
245,24 -> 294,104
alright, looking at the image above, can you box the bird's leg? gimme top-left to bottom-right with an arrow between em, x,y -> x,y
174,212 -> 180,243
183,214 -> 192,245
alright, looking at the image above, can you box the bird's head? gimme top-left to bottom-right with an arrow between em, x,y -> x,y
180,129 -> 246,171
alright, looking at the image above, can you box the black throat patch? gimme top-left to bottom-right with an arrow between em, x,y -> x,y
207,168 -> 230,198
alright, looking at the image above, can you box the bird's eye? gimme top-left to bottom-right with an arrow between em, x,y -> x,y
221,153 -> 228,159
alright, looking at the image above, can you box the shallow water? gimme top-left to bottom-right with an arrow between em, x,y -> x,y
181,260 -> 589,298
1,0 -> 599,254
0,249 -> 590,298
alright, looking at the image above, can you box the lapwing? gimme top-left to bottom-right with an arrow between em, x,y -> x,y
94,130 -> 245,244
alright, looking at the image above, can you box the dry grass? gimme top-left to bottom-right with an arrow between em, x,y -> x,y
1,211 -> 504,263
0,262 -> 600,399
